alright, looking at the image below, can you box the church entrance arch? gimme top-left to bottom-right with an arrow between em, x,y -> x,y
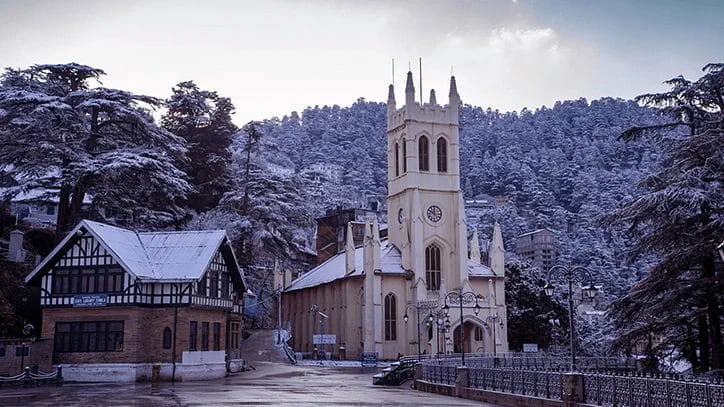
452,319 -> 486,354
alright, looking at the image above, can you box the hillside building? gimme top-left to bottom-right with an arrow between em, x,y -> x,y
21,220 -> 251,382
281,72 -> 508,360
515,228 -> 557,269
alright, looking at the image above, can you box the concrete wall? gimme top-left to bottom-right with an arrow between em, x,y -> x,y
59,359 -> 228,383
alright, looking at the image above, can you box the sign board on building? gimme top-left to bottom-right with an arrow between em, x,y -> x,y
523,343 -> 539,353
361,352 -> 378,367
312,334 -> 336,345
73,294 -> 108,308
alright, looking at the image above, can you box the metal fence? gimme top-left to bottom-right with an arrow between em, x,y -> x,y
422,355 -> 634,371
421,363 -> 458,386
581,373 -> 724,407
419,363 -> 724,407
468,368 -> 564,400
0,366 -> 63,387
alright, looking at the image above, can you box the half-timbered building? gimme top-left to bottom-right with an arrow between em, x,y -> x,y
24,219 -> 250,381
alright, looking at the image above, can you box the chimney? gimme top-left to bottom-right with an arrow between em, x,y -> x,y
8,229 -> 25,263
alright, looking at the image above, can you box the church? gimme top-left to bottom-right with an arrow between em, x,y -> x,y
281,72 -> 508,360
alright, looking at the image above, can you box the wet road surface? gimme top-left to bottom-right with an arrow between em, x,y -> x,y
1,362 -> 495,406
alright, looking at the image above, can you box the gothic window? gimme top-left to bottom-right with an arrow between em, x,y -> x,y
163,327 -> 172,349
394,142 -> 400,177
418,135 -> 429,171
402,138 -> 407,172
384,293 -> 397,341
425,244 -> 441,290
475,325 -> 483,341
436,137 -> 448,173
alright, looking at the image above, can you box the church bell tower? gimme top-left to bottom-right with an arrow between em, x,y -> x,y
386,71 -> 467,300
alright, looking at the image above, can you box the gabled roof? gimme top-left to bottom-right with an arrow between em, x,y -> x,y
286,239 -> 405,292
25,220 -> 242,285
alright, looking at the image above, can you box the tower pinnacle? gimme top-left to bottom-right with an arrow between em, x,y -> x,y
449,75 -> 460,105
405,71 -> 415,106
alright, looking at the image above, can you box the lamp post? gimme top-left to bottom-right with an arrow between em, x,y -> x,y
543,265 -> 598,372
485,313 -> 503,356
442,290 -> 481,366
403,302 -> 436,361
425,309 -> 448,357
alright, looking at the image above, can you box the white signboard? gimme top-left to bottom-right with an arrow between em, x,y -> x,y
313,334 -> 336,345
523,343 -> 539,353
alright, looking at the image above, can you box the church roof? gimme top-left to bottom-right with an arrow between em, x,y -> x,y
285,239 -> 405,291
285,239 -> 496,292
26,220 -> 245,285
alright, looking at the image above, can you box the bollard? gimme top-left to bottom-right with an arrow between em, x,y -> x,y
56,365 -> 63,386
152,364 -> 161,382
455,366 -> 468,398
561,372 -> 584,407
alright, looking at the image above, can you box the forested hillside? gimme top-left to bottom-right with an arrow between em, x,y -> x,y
245,98 -> 661,295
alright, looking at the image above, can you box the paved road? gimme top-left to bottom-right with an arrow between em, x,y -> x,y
1,362 -> 495,406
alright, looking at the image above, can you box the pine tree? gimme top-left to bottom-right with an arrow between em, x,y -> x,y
0,63 -> 190,238
162,81 -> 237,212
604,63 -> 724,371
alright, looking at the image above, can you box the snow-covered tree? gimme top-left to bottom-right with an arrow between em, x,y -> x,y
0,63 -> 190,238
604,63 -> 724,372
161,81 -> 237,212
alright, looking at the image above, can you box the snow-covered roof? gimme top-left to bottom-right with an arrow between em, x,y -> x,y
285,240 -> 495,291
516,227 -> 556,238
1,187 -> 93,205
286,240 -> 405,291
138,230 -> 227,280
468,260 -> 496,277
26,220 -> 244,285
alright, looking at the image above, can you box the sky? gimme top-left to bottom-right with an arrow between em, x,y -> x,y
1,0 -> 722,124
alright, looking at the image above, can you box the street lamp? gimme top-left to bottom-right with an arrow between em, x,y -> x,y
543,265 -> 598,372
443,290 -> 482,366
485,313 -> 503,356
403,302 -> 437,361
425,309 -> 448,357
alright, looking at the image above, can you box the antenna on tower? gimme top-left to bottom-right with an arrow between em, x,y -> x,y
451,65 -> 454,76
392,58 -> 395,87
419,57 -> 423,104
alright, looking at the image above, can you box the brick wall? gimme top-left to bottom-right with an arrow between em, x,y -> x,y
41,306 -> 241,365
0,339 -> 53,376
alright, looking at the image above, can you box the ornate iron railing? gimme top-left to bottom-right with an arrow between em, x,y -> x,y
421,363 -> 458,386
581,373 -> 724,407
422,355 -> 634,371
467,368 -> 564,399
418,362 -> 724,407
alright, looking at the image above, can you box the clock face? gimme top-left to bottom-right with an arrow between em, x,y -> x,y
398,208 -> 404,224
426,205 -> 442,223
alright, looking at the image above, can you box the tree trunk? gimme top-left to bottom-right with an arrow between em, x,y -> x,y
55,184 -> 72,243
697,312 -> 710,372
702,254 -> 722,369
683,323 -> 700,372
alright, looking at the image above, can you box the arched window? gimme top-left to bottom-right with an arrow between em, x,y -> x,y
401,138 -> 407,172
425,244 -> 441,290
475,325 -> 483,341
418,135 -> 429,171
163,327 -> 172,349
436,138 -> 447,173
394,142 -> 399,177
384,293 -> 397,341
